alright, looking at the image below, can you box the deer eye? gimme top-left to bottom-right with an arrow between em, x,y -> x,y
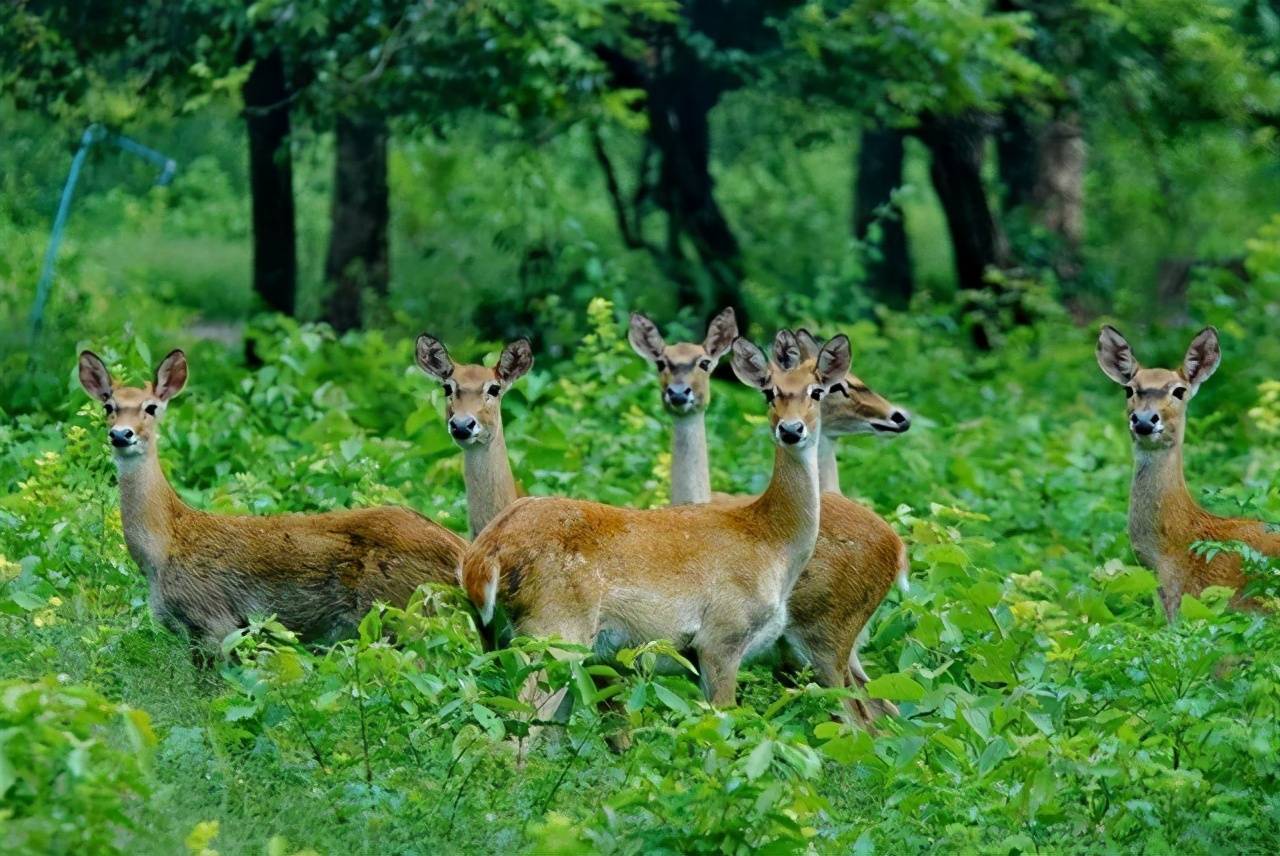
1172,386 -> 1187,400
1124,386 -> 1134,399
698,359 -> 712,371
486,383 -> 501,397
144,403 -> 158,416
103,403 -> 115,414
810,387 -> 826,401
442,381 -> 455,396
763,388 -> 776,403
654,358 -> 667,372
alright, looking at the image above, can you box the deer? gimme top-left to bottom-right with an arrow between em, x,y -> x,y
459,331 -> 851,720
413,335 -> 533,538
78,348 -> 467,655
629,311 -> 911,723
1096,325 -> 1277,622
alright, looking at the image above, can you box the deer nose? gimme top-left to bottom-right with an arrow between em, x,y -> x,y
776,420 -> 807,446
448,416 -> 478,441
664,384 -> 693,407
108,427 -> 135,448
889,409 -> 911,429
1131,411 -> 1160,436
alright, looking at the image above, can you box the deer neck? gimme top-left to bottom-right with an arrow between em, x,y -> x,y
750,439 -> 821,592
1129,444 -> 1195,566
462,429 -> 518,538
114,448 -> 184,579
817,433 -> 842,496
670,412 -> 711,505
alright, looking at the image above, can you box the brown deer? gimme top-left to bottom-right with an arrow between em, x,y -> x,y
459,332 -> 851,718
1096,325 -> 1276,621
78,349 -> 466,653
630,312 -> 911,723
414,335 -> 533,538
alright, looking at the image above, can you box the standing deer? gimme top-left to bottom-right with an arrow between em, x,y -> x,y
630,311 -> 911,723
1096,325 -> 1276,621
413,335 -> 533,538
78,349 -> 466,653
460,332 -> 852,716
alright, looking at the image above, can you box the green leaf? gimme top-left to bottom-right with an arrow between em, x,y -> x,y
1179,595 -> 1217,621
744,740 -> 775,781
652,682 -> 691,715
864,672 -> 925,702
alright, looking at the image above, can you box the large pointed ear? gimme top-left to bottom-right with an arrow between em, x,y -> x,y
153,349 -> 188,402
731,338 -> 772,391
1096,325 -> 1139,386
794,328 -> 822,362
628,312 -> 666,363
78,350 -> 114,402
702,307 -> 737,360
497,338 -> 534,384
1182,326 -> 1221,391
415,334 -> 454,382
772,330 -> 802,370
815,335 -> 852,387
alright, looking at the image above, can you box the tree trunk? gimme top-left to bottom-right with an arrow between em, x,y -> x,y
996,107 -> 1038,213
853,128 -> 913,308
645,40 -> 747,329
916,114 -> 1016,349
323,114 -> 390,332
241,49 -> 297,317
998,108 -> 1086,281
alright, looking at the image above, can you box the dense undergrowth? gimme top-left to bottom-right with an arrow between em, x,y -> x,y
4,97 -> 1280,853
5,218 -> 1280,852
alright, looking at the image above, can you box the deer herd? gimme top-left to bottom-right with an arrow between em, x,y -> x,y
77,314 -> 1275,738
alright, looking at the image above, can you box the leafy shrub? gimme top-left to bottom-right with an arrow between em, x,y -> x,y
0,678 -> 156,855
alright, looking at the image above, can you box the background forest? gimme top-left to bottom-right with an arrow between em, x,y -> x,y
4,1 -> 1280,853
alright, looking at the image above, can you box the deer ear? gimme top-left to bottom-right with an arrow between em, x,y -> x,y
815,335 -> 851,386
78,351 -> 114,402
415,334 -> 454,381
628,312 -> 666,363
1182,326 -> 1221,391
153,349 -> 188,402
702,307 -> 738,360
772,330 -> 802,370
794,328 -> 822,362
497,338 -> 534,383
1096,325 -> 1138,385
731,338 -> 771,390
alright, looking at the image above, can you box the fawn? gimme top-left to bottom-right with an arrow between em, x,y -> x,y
1096,325 -> 1276,621
78,349 -> 466,652
414,335 -> 533,538
460,332 -> 851,717
630,311 -> 911,723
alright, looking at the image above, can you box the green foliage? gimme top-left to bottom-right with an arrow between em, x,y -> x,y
0,678 -> 156,855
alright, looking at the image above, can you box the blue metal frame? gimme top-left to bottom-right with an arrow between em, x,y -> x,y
28,123 -> 178,338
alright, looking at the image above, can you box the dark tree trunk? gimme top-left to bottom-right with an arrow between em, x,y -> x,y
323,114 -> 390,332
998,108 -> 1086,282
241,49 -> 297,317
997,107 -> 1039,213
853,128 -> 913,308
916,114 -> 1018,349
645,38 -> 747,329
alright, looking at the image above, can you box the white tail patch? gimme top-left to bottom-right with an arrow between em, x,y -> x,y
896,542 -> 910,593
479,566 -> 498,625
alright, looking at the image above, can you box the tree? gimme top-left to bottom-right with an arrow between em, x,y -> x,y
852,128 -> 912,307
593,1 -> 800,330
777,0 -> 1050,345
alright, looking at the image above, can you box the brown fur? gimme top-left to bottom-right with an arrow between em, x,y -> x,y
1097,326 -> 1278,621
636,317 -> 910,724
415,335 -> 532,537
79,349 -> 466,650
461,333 -> 852,713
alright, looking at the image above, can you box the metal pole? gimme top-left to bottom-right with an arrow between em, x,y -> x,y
28,124 -> 103,338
